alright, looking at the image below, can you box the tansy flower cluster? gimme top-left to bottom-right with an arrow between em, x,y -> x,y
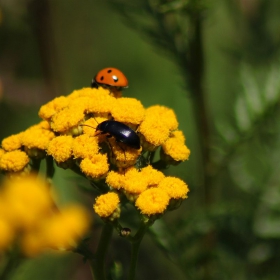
0,174 -> 90,256
0,86 -> 190,223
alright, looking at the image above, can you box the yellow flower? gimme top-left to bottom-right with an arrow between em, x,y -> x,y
111,98 -> 145,125
72,134 -> 99,159
135,188 -> 170,215
1,174 -> 53,230
146,105 -> 178,130
80,154 -> 109,179
106,170 -> 125,190
85,91 -> 116,115
0,218 -> 14,250
68,88 -> 116,115
42,205 -> 90,250
47,135 -> 73,163
138,105 -> 179,149
21,126 -> 55,151
1,133 -> 22,151
141,165 -> 165,187
161,130 -> 190,162
138,118 -> 170,149
158,177 -> 189,199
38,96 -> 69,120
108,138 -> 142,168
94,192 -> 120,218
50,106 -> 85,133
0,150 -> 29,172
122,168 -> 148,195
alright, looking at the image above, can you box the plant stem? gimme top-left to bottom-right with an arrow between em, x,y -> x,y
46,156 -> 55,179
188,10 -> 216,280
128,223 -> 148,280
89,223 -> 113,280
188,11 -> 212,203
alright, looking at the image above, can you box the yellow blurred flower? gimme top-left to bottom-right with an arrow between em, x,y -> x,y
135,188 -> 170,216
0,218 -> 14,250
47,135 -> 73,163
21,205 -> 91,256
1,174 -> 53,230
94,192 -> 120,219
42,205 -> 91,251
0,150 -> 29,172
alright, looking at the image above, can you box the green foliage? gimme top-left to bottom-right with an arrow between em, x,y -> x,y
2,0 -> 280,279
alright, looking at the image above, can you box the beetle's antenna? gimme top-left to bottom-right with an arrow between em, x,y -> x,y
80,124 -> 101,136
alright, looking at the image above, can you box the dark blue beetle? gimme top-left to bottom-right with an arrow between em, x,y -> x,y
96,120 -> 140,150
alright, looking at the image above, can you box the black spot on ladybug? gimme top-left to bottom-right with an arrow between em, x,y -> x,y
100,76 -> 104,81
112,75 -> 118,82
107,69 -> 112,73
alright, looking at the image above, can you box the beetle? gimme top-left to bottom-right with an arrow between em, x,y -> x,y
96,120 -> 140,150
91,67 -> 128,91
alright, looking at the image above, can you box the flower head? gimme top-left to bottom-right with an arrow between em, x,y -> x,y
21,126 -> 55,151
0,150 -> 29,172
47,135 -> 73,163
111,98 -> 145,125
135,188 -> 170,216
72,134 -> 99,159
80,154 -> 109,179
161,130 -> 190,162
39,96 -> 69,120
138,105 -> 179,150
50,106 -> 85,134
1,133 -> 22,151
94,192 -> 120,219
158,177 -> 189,199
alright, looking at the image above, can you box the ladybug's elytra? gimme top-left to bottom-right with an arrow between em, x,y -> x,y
91,67 -> 128,90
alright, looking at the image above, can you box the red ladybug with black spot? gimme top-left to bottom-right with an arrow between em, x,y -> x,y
91,67 -> 128,91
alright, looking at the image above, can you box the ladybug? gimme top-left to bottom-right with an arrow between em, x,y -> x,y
91,67 -> 128,91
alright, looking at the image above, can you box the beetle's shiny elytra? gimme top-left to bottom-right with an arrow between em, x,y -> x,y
96,120 -> 140,150
91,67 -> 128,90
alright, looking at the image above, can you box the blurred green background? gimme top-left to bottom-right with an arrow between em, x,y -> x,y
1,0 -> 280,279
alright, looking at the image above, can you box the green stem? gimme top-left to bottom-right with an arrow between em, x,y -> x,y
46,156 -> 55,179
0,248 -> 22,280
128,223 -> 148,280
31,158 -> 41,173
89,223 -> 114,280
